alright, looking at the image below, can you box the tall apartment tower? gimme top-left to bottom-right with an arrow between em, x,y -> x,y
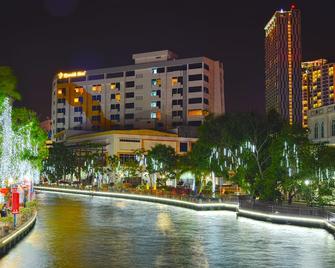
51,50 -> 224,139
264,5 -> 302,125
302,59 -> 335,128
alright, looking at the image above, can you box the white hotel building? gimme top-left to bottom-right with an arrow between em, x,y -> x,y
51,50 -> 225,139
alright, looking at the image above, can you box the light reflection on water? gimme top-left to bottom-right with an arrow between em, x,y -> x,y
1,192 -> 335,268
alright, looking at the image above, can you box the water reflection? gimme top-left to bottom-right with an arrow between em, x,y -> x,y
0,192 -> 335,267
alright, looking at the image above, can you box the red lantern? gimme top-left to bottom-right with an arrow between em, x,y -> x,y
12,192 -> 20,214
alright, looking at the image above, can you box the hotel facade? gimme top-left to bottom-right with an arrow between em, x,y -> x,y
302,59 -> 335,128
51,50 -> 224,140
264,6 -> 302,125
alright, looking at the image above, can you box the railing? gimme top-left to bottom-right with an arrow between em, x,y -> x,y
40,183 -> 240,204
239,199 -> 328,218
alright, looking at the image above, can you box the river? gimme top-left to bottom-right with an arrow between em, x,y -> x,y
1,192 -> 335,267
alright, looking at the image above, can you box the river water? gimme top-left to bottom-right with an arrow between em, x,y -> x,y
1,192 -> 335,267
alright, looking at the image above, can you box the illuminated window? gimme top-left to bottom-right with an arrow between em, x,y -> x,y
74,87 -> 84,94
151,101 -> 157,108
111,83 -> 117,90
57,89 -> 63,95
152,79 -> 161,87
172,77 -> 178,86
152,68 -> 158,74
151,112 -> 157,119
92,85 -> 102,92
151,90 -> 158,97
115,93 -> 121,102
188,109 -> 204,117
74,97 -> 79,103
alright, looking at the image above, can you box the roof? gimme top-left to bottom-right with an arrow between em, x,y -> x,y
67,129 -> 179,141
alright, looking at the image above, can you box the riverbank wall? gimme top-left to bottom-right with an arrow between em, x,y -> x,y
0,211 -> 37,256
35,186 -> 335,236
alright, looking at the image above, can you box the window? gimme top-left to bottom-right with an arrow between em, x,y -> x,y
172,111 -> 183,117
151,90 -> 159,97
125,92 -> 135,98
57,88 -> 64,95
188,63 -> 202,69
321,121 -> 324,138
172,77 -> 178,86
74,97 -> 79,103
74,107 -> 82,113
180,142 -> 188,152
189,86 -> 202,93
116,93 -> 121,102
167,65 -> 187,72
120,139 -> 140,143
88,74 -> 104,80
332,120 -> 335,136
110,114 -> 120,121
91,115 -> 101,121
92,95 -> 101,101
172,99 -> 183,106
204,75 -> 209,82
152,67 -> 165,74
314,123 -> 319,139
92,105 -> 101,111
172,88 -> 183,95
57,98 -> 65,104
173,122 -> 183,127
152,68 -> 158,74
57,108 -> 66,114
106,72 -> 123,78
151,112 -> 157,119
125,70 -> 135,77
74,87 -> 84,94
56,128 -> 65,132
188,121 -> 202,126
125,113 -> 134,119
152,79 -> 161,87
124,124 -> 133,129
151,101 -> 160,108
79,96 -> 84,103
125,81 -> 135,88
111,104 -> 120,110
204,63 -> 209,70
92,85 -> 102,92
188,109 -> 203,116
119,154 -> 136,164
204,98 -> 209,105
57,118 -> 65,124
74,117 -> 82,123
111,94 -> 115,100
204,87 -> 209,94
125,103 -> 134,109
189,98 -> 202,104
188,74 -> 202,81
110,82 -> 120,90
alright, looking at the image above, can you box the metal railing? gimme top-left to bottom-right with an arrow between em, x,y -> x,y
239,199 -> 328,218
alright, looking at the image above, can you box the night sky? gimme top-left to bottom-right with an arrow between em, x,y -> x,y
0,0 -> 334,120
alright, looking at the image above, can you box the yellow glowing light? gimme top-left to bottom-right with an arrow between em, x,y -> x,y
57,89 -> 63,95
111,83 -> 116,90
171,77 -> 178,86
74,97 -> 79,103
115,93 -> 121,102
58,71 -> 86,79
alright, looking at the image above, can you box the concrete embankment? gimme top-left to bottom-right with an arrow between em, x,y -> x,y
34,186 -> 238,211
0,211 -> 37,256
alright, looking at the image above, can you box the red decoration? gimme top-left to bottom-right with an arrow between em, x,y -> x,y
12,192 -> 20,214
291,4 -> 296,9
0,188 -> 9,195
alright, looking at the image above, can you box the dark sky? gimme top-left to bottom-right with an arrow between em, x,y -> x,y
0,0 -> 334,119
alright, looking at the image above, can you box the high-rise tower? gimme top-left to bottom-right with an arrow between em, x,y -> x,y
264,5 -> 302,125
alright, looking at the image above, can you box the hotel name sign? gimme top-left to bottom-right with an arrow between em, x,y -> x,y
58,71 -> 86,79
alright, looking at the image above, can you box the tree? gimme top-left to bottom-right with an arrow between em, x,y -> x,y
0,66 -> 21,101
146,144 -> 178,187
